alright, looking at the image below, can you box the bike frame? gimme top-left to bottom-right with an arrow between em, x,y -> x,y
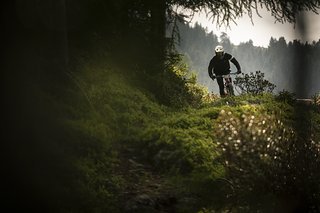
213,72 -> 238,96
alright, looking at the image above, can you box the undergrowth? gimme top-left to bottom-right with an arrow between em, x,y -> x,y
35,48 -> 320,212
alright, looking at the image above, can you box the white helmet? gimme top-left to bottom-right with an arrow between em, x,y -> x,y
215,45 -> 224,53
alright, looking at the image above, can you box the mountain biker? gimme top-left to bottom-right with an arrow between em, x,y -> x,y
208,45 -> 241,97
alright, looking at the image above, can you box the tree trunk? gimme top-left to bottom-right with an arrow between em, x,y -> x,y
3,0 -> 70,210
150,0 -> 166,74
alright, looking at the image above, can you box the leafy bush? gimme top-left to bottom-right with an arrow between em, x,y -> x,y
202,92 -> 220,104
157,52 -> 209,108
275,90 -> 296,105
234,71 -> 276,95
213,106 -> 320,211
312,92 -> 320,106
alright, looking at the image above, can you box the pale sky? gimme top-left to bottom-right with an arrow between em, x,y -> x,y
191,8 -> 320,47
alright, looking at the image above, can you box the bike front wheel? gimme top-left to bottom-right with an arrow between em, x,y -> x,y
226,85 -> 235,96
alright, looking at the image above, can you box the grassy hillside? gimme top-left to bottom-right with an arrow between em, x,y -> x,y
57,49 -> 320,212
8,47 -> 320,212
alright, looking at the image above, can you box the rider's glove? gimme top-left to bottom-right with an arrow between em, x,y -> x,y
237,70 -> 242,74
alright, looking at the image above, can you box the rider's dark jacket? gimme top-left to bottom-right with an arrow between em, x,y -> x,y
208,53 -> 241,77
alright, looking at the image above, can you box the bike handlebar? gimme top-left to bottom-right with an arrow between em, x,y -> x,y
213,72 -> 239,78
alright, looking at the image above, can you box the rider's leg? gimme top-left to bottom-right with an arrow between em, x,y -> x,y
226,77 -> 234,95
217,77 -> 225,97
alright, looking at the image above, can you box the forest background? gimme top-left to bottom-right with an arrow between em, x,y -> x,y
175,22 -> 320,97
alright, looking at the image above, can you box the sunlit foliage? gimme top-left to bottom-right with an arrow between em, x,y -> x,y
213,103 -> 320,211
158,52 -> 213,108
313,92 -> 320,106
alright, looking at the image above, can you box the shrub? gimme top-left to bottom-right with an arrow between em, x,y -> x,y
312,92 -> 320,106
275,90 -> 296,105
234,71 -> 276,95
157,52 -> 209,108
213,107 -> 320,211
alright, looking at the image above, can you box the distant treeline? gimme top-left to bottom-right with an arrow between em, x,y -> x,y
176,22 -> 320,97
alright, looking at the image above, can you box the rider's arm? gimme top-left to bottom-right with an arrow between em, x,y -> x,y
208,59 -> 215,79
230,57 -> 241,73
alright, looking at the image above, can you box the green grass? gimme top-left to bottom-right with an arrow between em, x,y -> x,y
39,51 -> 320,212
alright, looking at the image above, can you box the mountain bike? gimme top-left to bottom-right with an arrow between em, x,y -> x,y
213,72 -> 238,96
